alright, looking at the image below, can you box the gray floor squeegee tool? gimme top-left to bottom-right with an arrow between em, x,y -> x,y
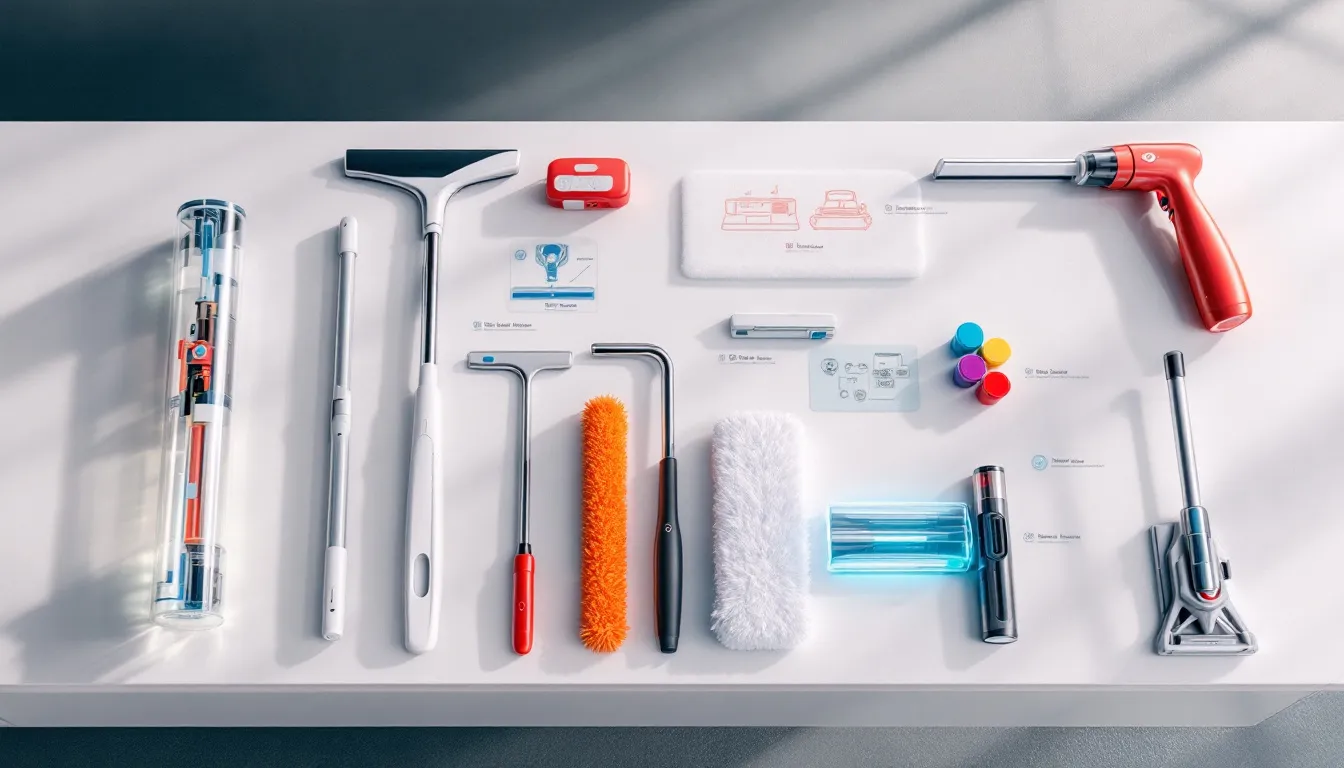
1150,351 -> 1257,656
344,149 -> 520,654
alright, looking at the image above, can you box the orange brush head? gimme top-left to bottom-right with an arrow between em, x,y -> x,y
580,395 -> 630,652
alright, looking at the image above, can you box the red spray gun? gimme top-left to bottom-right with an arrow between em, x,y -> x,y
933,143 -> 1252,333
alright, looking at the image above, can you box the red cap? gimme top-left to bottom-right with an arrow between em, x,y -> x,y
977,371 -> 1011,405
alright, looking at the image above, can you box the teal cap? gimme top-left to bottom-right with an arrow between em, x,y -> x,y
951,322 -> 984,356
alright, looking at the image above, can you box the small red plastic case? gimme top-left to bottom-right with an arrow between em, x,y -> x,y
546,158 -> 630,210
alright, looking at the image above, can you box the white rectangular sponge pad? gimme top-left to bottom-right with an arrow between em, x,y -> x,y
682,170 -> 925,279
710,412 -> 809,650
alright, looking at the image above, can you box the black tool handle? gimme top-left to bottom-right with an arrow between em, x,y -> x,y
656,457 -> 682,653
978,505 -> 1017,644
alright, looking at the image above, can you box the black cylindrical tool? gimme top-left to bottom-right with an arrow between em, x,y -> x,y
973,465 -> 1018,644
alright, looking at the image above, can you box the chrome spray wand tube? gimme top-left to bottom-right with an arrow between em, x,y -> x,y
1164,351 -> 1221,600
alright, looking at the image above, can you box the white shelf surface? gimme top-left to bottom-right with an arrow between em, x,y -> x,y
0,122 -> 1341,726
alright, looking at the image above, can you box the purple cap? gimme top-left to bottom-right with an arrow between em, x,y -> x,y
953,354 -> 988,388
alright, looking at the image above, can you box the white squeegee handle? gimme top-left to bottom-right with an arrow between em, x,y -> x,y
406,230 -> 444,654
405,360 -> 443,654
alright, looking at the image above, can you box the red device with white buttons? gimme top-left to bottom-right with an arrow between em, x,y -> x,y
546,158 -> 631,210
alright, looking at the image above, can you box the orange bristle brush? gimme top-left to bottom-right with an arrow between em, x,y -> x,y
580,396 -> 630,652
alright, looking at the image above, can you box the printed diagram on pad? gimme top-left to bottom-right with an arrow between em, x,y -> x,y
509,239 -> 598,313
808,190 -> 872,230
681,171 -> 925,280
869,352 -> 910,399
837,375 -> 865,401
810,345 -> 919,412
721,185 -> 800,231
834,355 -> 906,401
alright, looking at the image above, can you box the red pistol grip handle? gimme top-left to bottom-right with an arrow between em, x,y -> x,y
1163,177 -> 1252,332
1114,143 -> 1252,333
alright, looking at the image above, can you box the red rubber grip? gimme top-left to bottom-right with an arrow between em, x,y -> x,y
512,554 -> 534,655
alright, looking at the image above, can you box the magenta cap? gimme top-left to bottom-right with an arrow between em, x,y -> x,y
953,354 -> 988,388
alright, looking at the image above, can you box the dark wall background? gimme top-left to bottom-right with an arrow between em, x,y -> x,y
4,0 -> 1344,121
2,0 -> 1343,765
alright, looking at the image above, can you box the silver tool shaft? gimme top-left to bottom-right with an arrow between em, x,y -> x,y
422,232 -> 440,365
519,377 -> 533,546
1164,351 -> 1220,598
1165,352 -> 1202,509
323,216 -> 358,642
466,351 -> 573,548
327,221 -> 357,549
590,343 -> 675,458
933,158 -> 1079,181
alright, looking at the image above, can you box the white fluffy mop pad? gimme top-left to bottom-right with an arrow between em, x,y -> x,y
710,412 -> 809,650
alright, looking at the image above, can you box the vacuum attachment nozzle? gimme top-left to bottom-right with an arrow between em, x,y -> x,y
1151,351 -> 1256,656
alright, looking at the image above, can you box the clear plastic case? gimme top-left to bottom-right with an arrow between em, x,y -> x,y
827,502 -> 974,573
150,200 -> 246,629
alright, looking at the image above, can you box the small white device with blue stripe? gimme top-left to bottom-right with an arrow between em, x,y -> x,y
729,313 -> 836,340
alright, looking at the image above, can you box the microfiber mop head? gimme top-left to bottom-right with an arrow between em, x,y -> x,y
580,396 -> 630,652
710,412 -> 809,650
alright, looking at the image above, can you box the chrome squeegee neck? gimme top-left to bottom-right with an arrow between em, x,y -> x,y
422,232 -> 439,364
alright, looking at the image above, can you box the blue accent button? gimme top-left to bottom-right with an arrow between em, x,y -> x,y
811,330 -> 826,339
483,355 -> 494,363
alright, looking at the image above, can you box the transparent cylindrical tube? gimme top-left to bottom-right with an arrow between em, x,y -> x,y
151,199 -> 246,629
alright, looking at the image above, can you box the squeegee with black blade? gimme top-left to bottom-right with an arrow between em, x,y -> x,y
344,148 -> 520,654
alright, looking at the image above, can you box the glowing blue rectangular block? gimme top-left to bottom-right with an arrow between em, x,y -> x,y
827,502 -> 974,573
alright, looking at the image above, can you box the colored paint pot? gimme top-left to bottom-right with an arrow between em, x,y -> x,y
953,354 -> 987,388
977,371 -> 1011,405
950,322 -> 984,357
980,338 -> 1012,368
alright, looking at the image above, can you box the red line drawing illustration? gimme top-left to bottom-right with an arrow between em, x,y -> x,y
808,189 -> 872,230
721,185 -> 800,231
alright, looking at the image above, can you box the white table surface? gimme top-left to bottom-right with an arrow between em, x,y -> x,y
0,122 -> 1341,723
